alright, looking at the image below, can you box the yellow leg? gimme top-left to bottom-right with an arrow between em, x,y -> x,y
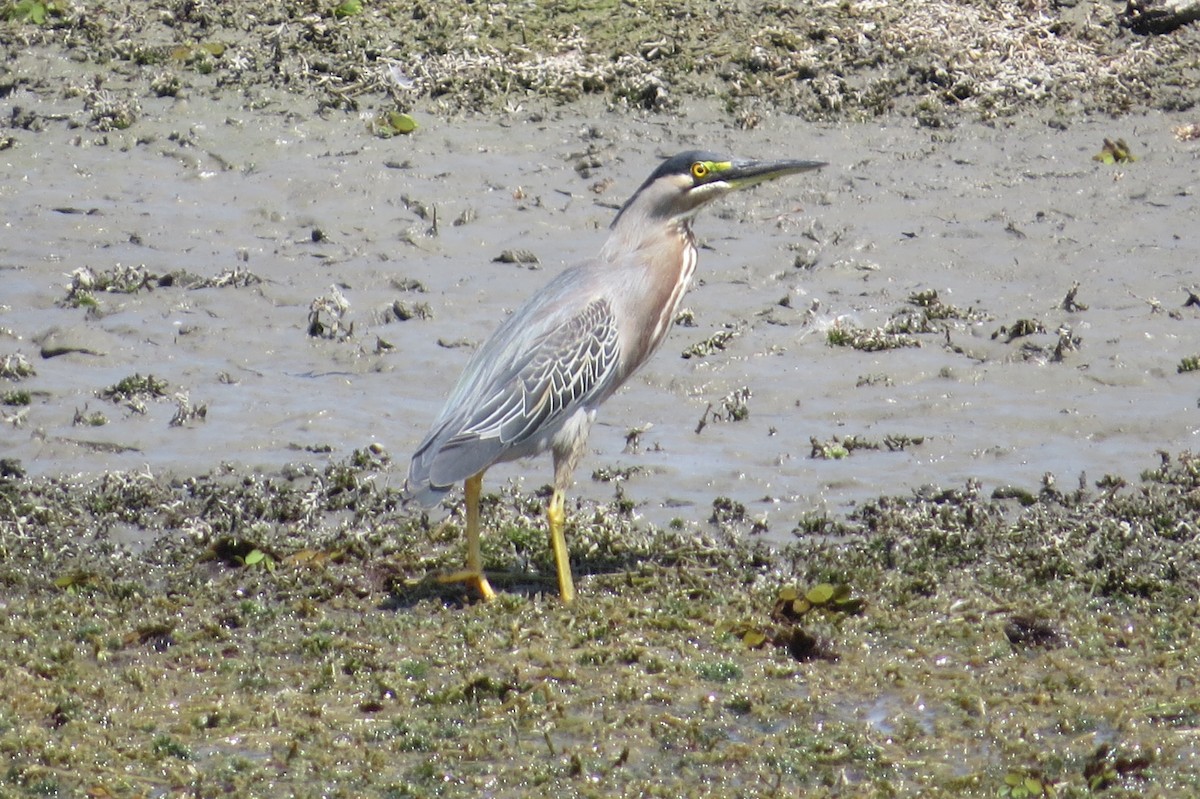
548,489 -> 576,603
438,473 -> 496,601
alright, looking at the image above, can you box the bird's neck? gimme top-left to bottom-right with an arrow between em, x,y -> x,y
602,214 -> 695,264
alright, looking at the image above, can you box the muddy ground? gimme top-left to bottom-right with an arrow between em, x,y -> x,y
2,0 -> 1200,796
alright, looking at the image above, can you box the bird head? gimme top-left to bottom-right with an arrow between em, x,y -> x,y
612,150 -> 826,228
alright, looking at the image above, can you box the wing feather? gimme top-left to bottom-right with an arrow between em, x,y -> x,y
411,296 -> 621,497
459,297 -> 620,445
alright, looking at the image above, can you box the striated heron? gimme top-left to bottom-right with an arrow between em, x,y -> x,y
406,150 -> 825,602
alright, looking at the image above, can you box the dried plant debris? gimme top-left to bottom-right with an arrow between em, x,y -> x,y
493,249 -> 540,267
380,300 -> 433,323
855,373 -> 893,388
622,424 -> 652,454
173,266 -> 264,289
827,322 -> 921,352
1174,122 -> 1200,141
60,265 -> 262,307
905,289 -> 981,322
713,387 -> 751,422
82,86 -> 138,131
590,465 -> 645,483
993,318 -> 1047,342
168,392 -> 208,427
993,319 -> 1081,363
0,352 -> 36,380
308,285 -> 353,340
682,326 -> 740,359
810,434 -> 924,459
673,308 -> 696,327
830,291 -> 985,352
1049,326 -> 1082,362
1061,281 -> 1088,312
61,264 -> 155,307
390,277 -> 427,293
694,388 -> 753,434
3,0 -> 1198,127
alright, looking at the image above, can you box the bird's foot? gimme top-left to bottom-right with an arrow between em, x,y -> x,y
437,569 -> 497,601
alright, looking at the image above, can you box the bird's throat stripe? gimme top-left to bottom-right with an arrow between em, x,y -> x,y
650,233 -> 697,350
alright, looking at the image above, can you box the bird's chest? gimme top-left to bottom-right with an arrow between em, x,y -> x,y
626,229 -> 697,370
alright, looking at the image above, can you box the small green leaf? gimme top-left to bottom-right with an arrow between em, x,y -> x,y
1092,137 -> 1136,164
371,111 -> 419,138
387,112 -> 417,134
244,549 -> 265,566
9,0 -> 48,24
806,583 -> 836,605
333,0 -> 362,17
742,629 -> 767,648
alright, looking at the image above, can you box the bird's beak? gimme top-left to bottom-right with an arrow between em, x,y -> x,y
721,158 -> 826,190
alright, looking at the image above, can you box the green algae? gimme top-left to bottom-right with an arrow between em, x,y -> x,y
2,451 -> 1199,796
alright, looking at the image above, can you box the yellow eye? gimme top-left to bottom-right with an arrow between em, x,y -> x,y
691,161 -> 709,180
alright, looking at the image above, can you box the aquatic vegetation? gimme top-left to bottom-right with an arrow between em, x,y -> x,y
98,373 -> 168,403
2,0 -> 63,24
1000,770 -> 1057,799
1093,137 -> 1137,164
1,389 -> 30,406
72,407 -> 108,426
1,451 -> 1199,794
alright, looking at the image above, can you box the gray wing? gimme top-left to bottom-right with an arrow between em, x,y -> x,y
407,297 -> 621,503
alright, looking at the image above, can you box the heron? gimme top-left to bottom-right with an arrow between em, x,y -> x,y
406,150 -> 825,602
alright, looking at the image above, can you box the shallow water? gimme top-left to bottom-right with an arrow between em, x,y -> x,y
3,97 -> 1198,539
